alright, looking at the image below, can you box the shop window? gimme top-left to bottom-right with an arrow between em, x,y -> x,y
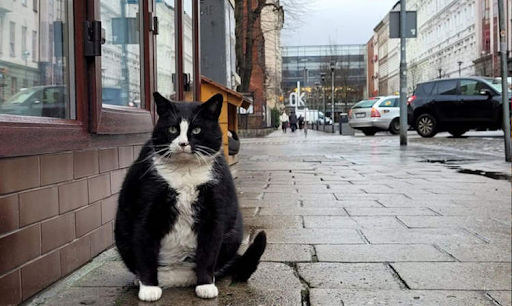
156,0 -> 177,100
0,0 -> 74,120
100,0 -> 143,108
183,0 -> 194,101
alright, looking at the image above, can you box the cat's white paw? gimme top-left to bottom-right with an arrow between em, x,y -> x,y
138,282 -> 162,302
195,284 -> 218,299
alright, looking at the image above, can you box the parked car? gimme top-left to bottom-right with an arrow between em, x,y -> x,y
0,85 -> 67,118
348,96 -> 400,136
407,77 -> 511,138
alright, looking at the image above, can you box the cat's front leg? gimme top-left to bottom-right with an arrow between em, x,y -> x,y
135,241 -> 163,301
195,221 -> 223,299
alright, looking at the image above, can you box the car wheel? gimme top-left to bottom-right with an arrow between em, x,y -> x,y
415,114 -> 438,138
389,118 -> 400,135
448,129 -> 467,138
362,129 -> 377,136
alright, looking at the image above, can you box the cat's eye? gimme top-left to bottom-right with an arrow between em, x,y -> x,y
169,127 -> 178,134
192,128 -> 201,135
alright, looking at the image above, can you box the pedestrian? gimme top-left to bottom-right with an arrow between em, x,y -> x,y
289,111 -> 298,132
279,111 -> 289,133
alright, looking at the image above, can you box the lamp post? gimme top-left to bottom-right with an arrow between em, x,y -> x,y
330,61 -> 335,133
22,50 -> 30,86
458,61 -> 463,76
320,73 -> 326,132
438,68 -> 442,79
315,81 -> 321,130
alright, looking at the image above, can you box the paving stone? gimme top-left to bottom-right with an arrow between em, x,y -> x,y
321,186 -> 366,193
397,216 -> 507,228
260,244 -> 314,262
263,192 -> 336,201
237,192 -> 263,200
243,216 -> 303,229
264,185 -> 299,193
361,228 -> 486,244
334,193 -> 411,202
309,289 -> 498,306
391,262 -> 512,290
238,199 -> 300,207
487,291 -> 512,306
346,207 -> 437,216
352,217 -> 406,228
259,207 -> 348,216
302,200 -> 383,208
296,185 -> 331,193
297,263 -> 401,289
315,244 -> 452,262
464,226 -> 512,243
303,216 -> 360,229
265,229 -> 364,244
76,261 -> 134,287
436,242 -> 512,262
40,287 -> 126,306
240,207 -> 258,217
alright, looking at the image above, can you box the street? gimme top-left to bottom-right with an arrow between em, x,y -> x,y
32,130 -> 511,306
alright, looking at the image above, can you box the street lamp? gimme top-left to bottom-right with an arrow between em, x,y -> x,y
320,72 -> 326,132
330,61 -> 335,133
315,81 -> 321,130
458,61 -> 463,77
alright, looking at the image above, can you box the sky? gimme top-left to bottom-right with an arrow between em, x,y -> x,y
282,0 -> 399,46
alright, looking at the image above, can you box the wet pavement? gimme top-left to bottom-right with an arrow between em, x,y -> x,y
28,130 -> 511,306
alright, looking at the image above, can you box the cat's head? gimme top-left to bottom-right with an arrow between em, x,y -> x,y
151,92 -> 223,163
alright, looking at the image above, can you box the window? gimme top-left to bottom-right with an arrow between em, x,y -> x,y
22,0 -> 27,6
9,22 -> 15,57
460,80 -> 488,96
22,26 -> 27,56
379,98 -> 398,107
437,80 -> 458,95
32,31 -> 37,62
33,0 -> 38,12
156,0 -> 177,100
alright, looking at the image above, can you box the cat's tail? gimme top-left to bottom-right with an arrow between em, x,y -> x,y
230,231 -> 267,282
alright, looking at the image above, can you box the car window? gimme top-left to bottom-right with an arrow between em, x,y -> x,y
460,80 -> 481,96
353,100 -> 377,109
379,98 -> 396,108
437,80 -> 458,95
416,82 -> 435,96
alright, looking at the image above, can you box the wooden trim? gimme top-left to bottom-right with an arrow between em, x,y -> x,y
176,0 -> 184,100
193,0 -> 201,101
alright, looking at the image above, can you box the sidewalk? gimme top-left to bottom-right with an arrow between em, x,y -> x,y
28,130 -> 511,306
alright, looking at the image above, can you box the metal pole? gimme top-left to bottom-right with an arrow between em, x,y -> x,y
498,0 -> 511,162
399,0 -> 408,146
322,87 -> 326,132
331,70 -> 335,133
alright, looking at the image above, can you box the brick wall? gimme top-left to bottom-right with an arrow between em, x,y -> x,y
0,145 -> 142,305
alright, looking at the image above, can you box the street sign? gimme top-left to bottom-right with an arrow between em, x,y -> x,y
389,11 -> 417,38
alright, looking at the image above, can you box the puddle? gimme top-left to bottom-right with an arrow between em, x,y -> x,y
457,169 -> 511,181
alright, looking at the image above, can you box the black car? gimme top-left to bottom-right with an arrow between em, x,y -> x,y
407,77 -> 510,137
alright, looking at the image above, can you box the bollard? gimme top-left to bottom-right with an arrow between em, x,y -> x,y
339,119 -> 342,135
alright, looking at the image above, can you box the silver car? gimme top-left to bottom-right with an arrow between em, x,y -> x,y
348,96 -> 400,136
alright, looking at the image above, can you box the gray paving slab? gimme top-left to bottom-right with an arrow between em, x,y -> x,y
265,229 -> 365,244
263,192 -> 336,201
361,228 -> 486,244
315,244 -> 453,262
397,216 -> 508,229
303,216 -> 360,229
334,193 -> 412,202
391,262 -> 512,290
352,216 -> 407,228
346,207 -> 437,216
259,207 -> 348,216
436,242 -> 512,262
76,261 -> 134,287
309,289 -> 498,306
38,287 -> 126,306
243,216 -> 303,229
302,200 -> 383,208
487,291 -> 512,306
260,244 -> 314,262
240,207 -> 258,217
297,263 -> 401,289
238,199 -> 300,207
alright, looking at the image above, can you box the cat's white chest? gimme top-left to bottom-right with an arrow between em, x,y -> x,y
154,160 -> 215,267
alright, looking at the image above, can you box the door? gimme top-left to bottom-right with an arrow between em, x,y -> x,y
434,80 -> 461,122
459,79 -> 497,123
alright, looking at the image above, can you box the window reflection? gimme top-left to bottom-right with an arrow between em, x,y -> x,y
0,0 -> 73,119
101,0 -> 142,108
156,0 -> 176,100
183,0 -> 194,101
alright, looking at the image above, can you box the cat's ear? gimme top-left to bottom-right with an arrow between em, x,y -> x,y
200,94 -> 223,119
153,92 -> 175,116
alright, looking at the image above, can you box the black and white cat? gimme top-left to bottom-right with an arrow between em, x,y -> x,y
114,93 -> 266,302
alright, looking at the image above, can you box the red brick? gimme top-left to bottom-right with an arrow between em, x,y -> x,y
60,236 -> 91,276
58,180 -> 88,213
41,214 -> 75,253
0,269 -> 21,305
40,153 -> 73,185
21,251 -> 61,300
19,187 -> 59,226
88,174 -> 111,203
99,148 -> 119,173
0,156 -> 39,194
73,150 -> 99,179
0,195 -> 19,235
118,146 -> 134,168
110,169 -> 127,195
102,194 -> 119,224
75,203 -> 101,237
0,225 -> 40,275
91,222 -> 114,257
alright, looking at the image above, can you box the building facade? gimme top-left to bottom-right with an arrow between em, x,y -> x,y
282,44 -> 367,118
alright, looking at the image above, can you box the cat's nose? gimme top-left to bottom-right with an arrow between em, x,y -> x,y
179,142 -> 189,147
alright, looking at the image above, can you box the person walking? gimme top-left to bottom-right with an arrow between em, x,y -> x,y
279,111 -> 289,133
289,111 -> 298,132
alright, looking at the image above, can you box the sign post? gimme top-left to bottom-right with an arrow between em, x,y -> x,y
498,0 -> 511,162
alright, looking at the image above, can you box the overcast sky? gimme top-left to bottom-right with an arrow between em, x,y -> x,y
282,0 -> 398,46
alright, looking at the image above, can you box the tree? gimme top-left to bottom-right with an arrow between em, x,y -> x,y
235,0 -> 309,92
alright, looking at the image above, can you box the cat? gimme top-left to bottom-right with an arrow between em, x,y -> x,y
114,92 -> 267,302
